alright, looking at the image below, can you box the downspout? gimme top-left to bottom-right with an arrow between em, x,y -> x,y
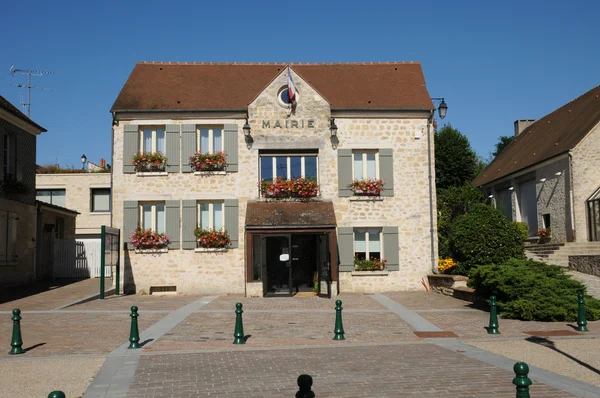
110,112 -> 116,289
427,111 -> 437,273
568,149 -> 576,242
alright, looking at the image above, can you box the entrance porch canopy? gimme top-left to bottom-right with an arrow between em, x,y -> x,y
245,201 -> 337,229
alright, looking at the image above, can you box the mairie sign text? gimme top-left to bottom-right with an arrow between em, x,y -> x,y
261,120 -> 315,129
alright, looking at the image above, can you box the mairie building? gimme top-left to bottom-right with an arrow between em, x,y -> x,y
111,62 -> 438,297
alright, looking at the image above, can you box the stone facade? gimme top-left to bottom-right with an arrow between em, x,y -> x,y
112,68 -> 436,295
36,172 -> 111,237
568,255 -> 600,277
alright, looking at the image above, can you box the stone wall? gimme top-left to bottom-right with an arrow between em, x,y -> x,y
36,173 -> 111,236
569,255 -> 600,277
112,68 -> 435,295
0,197 -> 36,286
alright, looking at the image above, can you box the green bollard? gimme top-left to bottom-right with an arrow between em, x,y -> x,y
333,300 -> 345,341
296,374 -> 315,398
128,306 -> 141,349
576,292 -> 589,332
48,391 -> 66,398
9,309 -> 24,355
488,295 -> 500,335
512,362 -> 532,398
233,302 -> 245,344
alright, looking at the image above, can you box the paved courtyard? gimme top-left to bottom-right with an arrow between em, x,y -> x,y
0,281 -> 599,397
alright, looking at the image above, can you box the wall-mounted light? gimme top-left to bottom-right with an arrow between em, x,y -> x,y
509,186 -> 514,191
243,119 -> 253,149
488,194 -> 494,198
81,154 -> 87,170
540,178 -> 547,182
555,171 -> 562,176
431,98 -> 448,119
330,118 -> 338,137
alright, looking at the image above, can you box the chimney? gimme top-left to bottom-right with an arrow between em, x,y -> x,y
514,120 -> 536,137
100,158 -> 106,168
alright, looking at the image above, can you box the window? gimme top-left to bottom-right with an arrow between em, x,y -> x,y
140,202 -> 165,233
354,229 -> 382,261
259,153 -> 318,182
0,210 -> 18,262
198,201 -> 224,230
141,127 -> 165,153
36,189 -> 66,207
198,127 -> 223,154
91,188 -> 111,212
2,132 -> 8,179
353,150 -> 379,180
543,214 -> 551,229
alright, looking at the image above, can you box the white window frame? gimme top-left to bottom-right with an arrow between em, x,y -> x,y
139,202 -> 165,233
90,188 -> 111,213
197,126 -> 224,154
197,201 -> 224,230
259,154 -> 319,181
353,228 -> 383,259
140,126 -> 166,153
352,150 -> 379,180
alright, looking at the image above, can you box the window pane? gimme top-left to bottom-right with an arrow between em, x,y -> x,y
53,190 -> 66,207
156,204 -> 165,233
260,156 -> 273,182
142,205 -> 152,229
366,153 -> 376,179
213,128 -> 222,152
200,203 -> 209,229
200,129 -> 209,153
92,189 -> 110,212
213,203 -> 223,230
368,229 -> 381,252
276,157 -> 287,180
354,230 -> 366,252
290,157 -> 302,179
305,156 -> 317,180
156,129 -> 165,153
143,130 -> 153,152
353,153 -> 363,180
36,190 -> 52,204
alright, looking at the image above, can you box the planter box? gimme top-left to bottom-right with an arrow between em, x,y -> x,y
427,274 -> 476,302
136,171 -> 168,177
194,171 -> 227,176
349,196 -> 384,202
135,248 -> 169,254
351,271 -> 390,276
195,247 -> 228,253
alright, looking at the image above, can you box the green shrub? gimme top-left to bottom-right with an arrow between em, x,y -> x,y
514,222 -> 529,241
468,258 -> 600,321
448,203 -> 523,270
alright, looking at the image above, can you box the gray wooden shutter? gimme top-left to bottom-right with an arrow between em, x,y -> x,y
123,201 -> 138,245
383,226 -> 399,271
166,125 -> 180,173
7,212 -> 18,260
380,148 -> 394,197
182,200 -> 197,249
0,210 -> 7,262
224,199 -> 239,248
338,149 -> 353,197
123,125 -> 139,174
224,124 -> 238,172
338,227 -> 354,272
181,124 -> 197,173
165,200 -> 180,249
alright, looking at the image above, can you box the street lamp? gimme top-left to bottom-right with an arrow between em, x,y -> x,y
431,98 -> 448,119
329,118 -> 338,137
81,154 -> 87,170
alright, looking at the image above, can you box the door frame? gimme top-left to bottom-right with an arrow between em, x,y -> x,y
262,234 -> 293,297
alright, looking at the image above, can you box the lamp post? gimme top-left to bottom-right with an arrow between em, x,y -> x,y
431,98 -> 448,120
81,154 -> 87,171
329,118 -> 338,137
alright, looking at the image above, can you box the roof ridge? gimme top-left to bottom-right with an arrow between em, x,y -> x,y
136,61 -> 421,66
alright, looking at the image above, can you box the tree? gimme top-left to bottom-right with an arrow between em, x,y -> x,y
434,125 -> 479,189
492,135 -> 514,158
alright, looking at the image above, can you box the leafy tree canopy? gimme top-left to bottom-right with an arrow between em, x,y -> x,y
434,124 -> 479,189
492,135 -> 515,158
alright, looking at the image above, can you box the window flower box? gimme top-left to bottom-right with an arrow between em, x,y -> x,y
536,228 -> 551,244
132,151 -> 167,173
259,177 -> 320,200
189,151 -> 227,172
354,255 -> 387,271
130,226 -> 170,251
349,179 -> 384,196
194,227 -> 231,249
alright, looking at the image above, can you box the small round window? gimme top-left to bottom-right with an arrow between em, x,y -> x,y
277,86 -> 298,107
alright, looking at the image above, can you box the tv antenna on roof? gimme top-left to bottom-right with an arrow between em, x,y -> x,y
9,65 -> 54,117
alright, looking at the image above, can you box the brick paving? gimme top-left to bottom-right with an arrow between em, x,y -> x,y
69,293 -> 205,311
127,344 -> 574,398
567,270 -> 600,300
384,291 -> 476,310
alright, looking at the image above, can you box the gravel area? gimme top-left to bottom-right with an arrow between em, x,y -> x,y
0,357 -> 105,398
468,338 -> 600,387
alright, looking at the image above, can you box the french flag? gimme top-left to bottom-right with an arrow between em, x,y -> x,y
287,67 -> 297,105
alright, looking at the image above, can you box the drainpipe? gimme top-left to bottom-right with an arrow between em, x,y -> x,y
568,150 -> 576,242
427,111 -> 437,273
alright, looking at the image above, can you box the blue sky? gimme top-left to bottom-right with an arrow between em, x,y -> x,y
3,0 -> 599,167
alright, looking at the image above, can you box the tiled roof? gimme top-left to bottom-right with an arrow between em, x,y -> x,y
111,62 -> 434,112
0,95 -> 46,132
245,201 -> 337,228
474,84 -> 600,186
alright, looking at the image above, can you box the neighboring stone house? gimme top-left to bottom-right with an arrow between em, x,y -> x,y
0,95 -> 46,286
111,62 -> 439,296
474,84 -> 600,264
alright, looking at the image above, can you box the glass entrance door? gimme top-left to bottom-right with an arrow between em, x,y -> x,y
262,234 -> 292,297
317,233 -> 331,298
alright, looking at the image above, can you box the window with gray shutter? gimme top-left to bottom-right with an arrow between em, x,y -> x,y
223,124 -> 238,172
224,199 -> 239,248
181,125 -> 197,173
337,149 -> 352,197
383,226 -> 399,271
123,125 -> 139,174
165,125 -> 181,173
182,200 -> 197,249
165,200 -> 180,249
338,227 -> 354,271
380,148 -> 394,197
123,201 -> 139,245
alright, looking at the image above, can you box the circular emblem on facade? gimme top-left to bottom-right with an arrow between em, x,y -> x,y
277,86 -> 299,108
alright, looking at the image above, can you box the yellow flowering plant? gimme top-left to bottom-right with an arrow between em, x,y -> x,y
438,258 -> 457,274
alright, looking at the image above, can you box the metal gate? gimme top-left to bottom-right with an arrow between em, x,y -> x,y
53,239 -> 112,278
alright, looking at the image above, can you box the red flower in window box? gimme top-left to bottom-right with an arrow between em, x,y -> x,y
189,151 -> 227,172
354,255 -> 387,271
130,226 -> 170,250
131,152 -> 167,172
349,178 -> 385,196
193,227 -> 231,248
258,177 -> 319,200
